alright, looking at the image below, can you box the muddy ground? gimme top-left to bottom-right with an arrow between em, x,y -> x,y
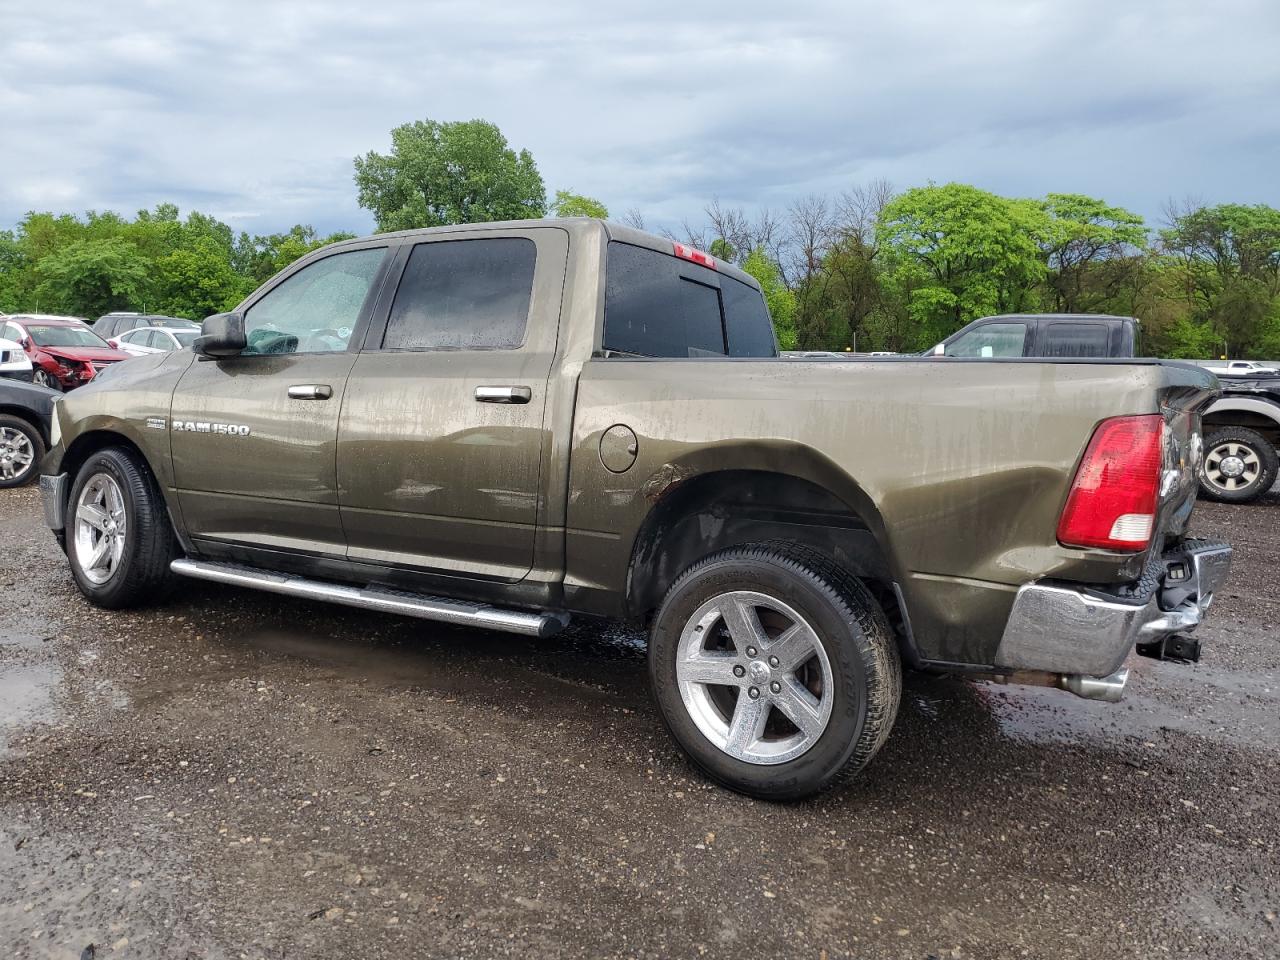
0,484 -> 1277,960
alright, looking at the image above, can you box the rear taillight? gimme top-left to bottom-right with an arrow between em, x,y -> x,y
1057,414 -> 1165,552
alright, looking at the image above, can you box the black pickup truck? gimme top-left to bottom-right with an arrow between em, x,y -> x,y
932,313 -> 1279,503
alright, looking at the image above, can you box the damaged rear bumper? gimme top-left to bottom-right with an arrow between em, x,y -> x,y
993,539 -> 1232,696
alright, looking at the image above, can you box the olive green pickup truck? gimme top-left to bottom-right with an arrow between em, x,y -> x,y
39,219 -> 1232,799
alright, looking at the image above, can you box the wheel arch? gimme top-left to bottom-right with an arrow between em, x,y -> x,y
0,405 -> 48,443
623,449 -> 911,657
1203,398 -> 1280,446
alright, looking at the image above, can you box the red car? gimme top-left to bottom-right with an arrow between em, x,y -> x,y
0,314 -> 132,391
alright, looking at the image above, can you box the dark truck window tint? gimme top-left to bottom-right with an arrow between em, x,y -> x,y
603,242 -> 777,358
1041,322 -> 1111,358
383,238 -> 536,351
604,243 -> 724,357
721,276 -> 778,357
943,322 -> 1027,358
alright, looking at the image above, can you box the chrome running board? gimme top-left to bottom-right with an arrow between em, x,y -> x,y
170,558 -> 569,638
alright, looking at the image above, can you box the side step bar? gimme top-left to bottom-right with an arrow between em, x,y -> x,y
170,558 -> 570,638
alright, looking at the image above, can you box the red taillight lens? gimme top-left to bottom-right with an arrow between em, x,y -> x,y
1057,414 -> 1165,552
672,242 -> 717,269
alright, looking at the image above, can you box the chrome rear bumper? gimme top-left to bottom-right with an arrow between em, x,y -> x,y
994,540 -> 1232,688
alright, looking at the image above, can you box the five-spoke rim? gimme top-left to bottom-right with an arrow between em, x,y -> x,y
0,426 -> 34,481
73,472 -> 127,585
1203,441 -> 1261,492
676,590 -> 833,765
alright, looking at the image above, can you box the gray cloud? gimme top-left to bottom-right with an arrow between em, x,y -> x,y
1,0 -> 1276,236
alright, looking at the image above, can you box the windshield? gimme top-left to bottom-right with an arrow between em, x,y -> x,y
174,331 -> 198,347
27,325 -> 111,349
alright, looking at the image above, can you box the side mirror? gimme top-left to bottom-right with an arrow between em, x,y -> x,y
194,312 -> 247,360
932,343 -> 945,356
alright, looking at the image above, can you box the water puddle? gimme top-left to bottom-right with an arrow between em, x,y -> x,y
0,661 -> 62,757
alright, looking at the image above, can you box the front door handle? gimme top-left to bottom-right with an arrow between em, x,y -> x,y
288,384 -> 333,400
475,385 -> 532,404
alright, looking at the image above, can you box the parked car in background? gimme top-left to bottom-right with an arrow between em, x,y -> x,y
1202,360 -> 1279,376
0,337 -> 34,381
94,312 -> 199,340
1198,372 -> 1280,502
0,315 -> 132,391
929,313 -> 1139,358
0,377 -> 57,487
109,325 -> 200,356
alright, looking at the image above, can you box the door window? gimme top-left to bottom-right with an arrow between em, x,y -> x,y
1041,322 -> 1110,358
145,330 -> 171,350
943,322 -> 1027,358
243,247 -> 386,355
381,238 -> 537,351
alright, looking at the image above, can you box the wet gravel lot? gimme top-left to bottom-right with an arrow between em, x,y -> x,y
1,485 -> 1277,960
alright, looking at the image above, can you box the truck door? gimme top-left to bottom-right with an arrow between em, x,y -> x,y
171,244 -> 392,562
337,227 -> 568,582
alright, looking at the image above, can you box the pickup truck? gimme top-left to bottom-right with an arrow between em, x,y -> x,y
38,219 -> 1232,800
932,312 -> 1280,503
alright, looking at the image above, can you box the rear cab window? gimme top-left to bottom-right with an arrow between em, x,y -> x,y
1039,322 -> 1111,358
602,242 -> 777,358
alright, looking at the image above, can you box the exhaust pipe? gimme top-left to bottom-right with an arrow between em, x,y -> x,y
973,666 -> 1130,703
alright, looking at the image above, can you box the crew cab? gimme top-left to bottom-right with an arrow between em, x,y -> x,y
39,220 -> 1232,799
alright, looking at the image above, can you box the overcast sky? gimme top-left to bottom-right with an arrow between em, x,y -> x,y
2,0 -> 1277,237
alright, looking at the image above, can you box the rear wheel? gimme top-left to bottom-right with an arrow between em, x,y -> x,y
1198,427 -> 1277,504
66,447 -> 179,608
648,543 -> 901,801
0,415 -> 44,488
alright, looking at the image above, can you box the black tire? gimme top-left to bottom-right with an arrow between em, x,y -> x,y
648,542 -> 901,801
65,447 -> 179,608
32,368 -> 61,391
1197,427 -> 1278,504
0,414 -> 45,488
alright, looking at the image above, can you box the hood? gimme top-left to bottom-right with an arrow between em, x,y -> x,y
42,345 -> 131,363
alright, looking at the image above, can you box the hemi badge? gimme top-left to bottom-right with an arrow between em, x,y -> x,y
146,417 -> 167,430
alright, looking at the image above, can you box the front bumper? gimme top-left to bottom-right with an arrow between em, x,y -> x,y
994,539 -> 1232,680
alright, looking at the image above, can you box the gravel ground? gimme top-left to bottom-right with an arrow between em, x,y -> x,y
0,483 -> 1277,960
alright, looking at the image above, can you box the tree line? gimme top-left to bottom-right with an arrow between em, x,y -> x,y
2,117 -> 1277,359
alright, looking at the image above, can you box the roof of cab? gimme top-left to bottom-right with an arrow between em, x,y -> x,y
323,218 -> 762,292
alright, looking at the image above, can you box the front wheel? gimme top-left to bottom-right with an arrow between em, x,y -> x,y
0,415 -> 45,488
648,543 -> 901,801
32,368 -> 61,391
66,447 -> 179,608
1198,427 -> 1278,504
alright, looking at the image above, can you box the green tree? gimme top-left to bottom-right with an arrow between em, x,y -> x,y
550,190 -> 608,219
741,248 -> 798,349
32,237 -> 150,317
1039,194 -> 1147,312
875,184 -> 1049,343
1159,203 -> 1280,355
155,237 -> 254,319
354,119 -> 546,231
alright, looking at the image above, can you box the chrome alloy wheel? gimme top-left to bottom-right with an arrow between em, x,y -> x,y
676,590 -> 834,765
1203,441 -> 1262,493
74,472 -> 127,585
0,426 -> 34,481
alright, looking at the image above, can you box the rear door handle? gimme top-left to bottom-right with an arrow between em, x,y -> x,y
475,385 -> 532,404
288,384 -> 333,400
